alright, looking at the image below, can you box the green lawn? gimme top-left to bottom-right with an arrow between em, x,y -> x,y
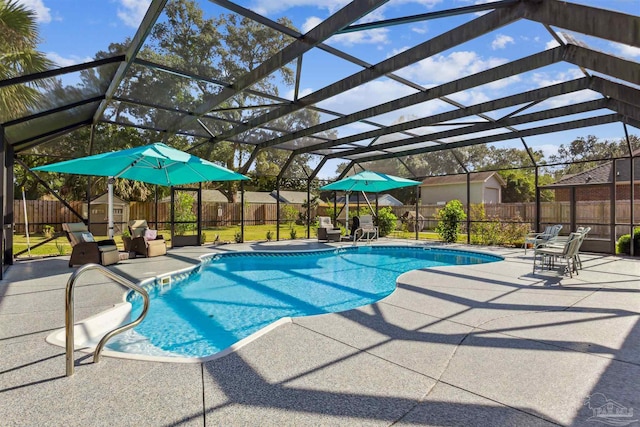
12,225 -> 467,258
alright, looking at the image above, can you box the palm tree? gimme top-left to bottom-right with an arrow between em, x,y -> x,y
0,0 -> 53,122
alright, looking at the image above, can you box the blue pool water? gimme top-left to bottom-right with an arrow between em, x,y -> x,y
109,246 -> 500,358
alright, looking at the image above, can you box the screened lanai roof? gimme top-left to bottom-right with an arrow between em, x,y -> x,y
3,0 -> 639,181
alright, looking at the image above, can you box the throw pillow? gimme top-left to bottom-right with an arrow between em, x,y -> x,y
144,229 -> 158,241
81,232 -> 95,242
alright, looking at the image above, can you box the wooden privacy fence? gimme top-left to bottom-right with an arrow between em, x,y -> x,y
13,199 -> 640,237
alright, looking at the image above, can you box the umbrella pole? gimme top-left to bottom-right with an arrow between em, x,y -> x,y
22,187 -> 31,257
346,192 -> 349,236
108,177 -> 115,239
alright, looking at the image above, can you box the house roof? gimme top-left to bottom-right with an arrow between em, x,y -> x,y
241,191 -> 277,204
162,190 -> 277,203
271,190 -> 310,204
547,155 -> 640,187
420,171 -> 506,187
334,193 -> 404,206
200,190 -> 229,203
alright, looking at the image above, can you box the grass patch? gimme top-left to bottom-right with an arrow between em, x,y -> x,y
13,226 -> 468,258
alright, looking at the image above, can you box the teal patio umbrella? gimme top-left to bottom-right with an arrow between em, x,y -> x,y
34,142 -> 249,238
320,171 -> 420,233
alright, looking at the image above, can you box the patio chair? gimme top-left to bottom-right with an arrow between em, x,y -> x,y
524,224 -> 562,254
62,222 -> 120,268
544,226 -> 591,270
533,232 -> 582,277
354,214 -> 378,243
128,220 -> 167,258
317,216 -> 341,242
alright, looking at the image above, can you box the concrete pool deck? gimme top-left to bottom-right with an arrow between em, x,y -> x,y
1,239 -> 639,426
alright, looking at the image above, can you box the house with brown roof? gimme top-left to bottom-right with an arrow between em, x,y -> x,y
545,157 -> 640,201
419,171 -> 505,205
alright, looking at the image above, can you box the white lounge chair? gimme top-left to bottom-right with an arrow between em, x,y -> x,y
544,226 -> 591,270
533,232 -> 583,277
525,224 -> 562,254
354,214 -> 378,244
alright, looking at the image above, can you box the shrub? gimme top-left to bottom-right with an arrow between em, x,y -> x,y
289,227 -> 297,239
266,230 -> 273,241
376,207 -> 397,237
234,231 -> 242,243
469,204 -> 529,246
617,234 -> 631,254
617,228 -> 640,255
42,225 -> 55,238
281,205 -> 298,226
435,200 -> 466,243
200,232 -> 207,245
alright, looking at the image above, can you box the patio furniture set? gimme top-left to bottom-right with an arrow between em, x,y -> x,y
63,220 -> 166,267
317,215 -> 379,243
528,225 -> 591,277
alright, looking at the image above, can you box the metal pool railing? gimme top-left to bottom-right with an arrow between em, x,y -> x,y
65,263 -> 150,377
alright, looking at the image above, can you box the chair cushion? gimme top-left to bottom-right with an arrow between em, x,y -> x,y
65,223 -> 88,232
81,232 -> 95,242
97,245 -> 118,252
129,220 -> 149,238
144,229 -> 158,241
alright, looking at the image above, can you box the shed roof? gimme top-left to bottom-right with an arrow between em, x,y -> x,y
420,171 -> 506,187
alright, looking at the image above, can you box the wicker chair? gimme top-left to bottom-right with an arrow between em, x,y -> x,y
317,216 -> 341,242
128,220 -> 167,258
62,222 -> 120,268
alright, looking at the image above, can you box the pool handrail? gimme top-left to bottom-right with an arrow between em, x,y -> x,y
65,263 -> 150,377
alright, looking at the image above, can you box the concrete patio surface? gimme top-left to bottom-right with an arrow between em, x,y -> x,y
1,240 -> 638,426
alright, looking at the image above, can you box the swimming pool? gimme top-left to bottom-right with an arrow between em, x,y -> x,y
105,246 -> 501,360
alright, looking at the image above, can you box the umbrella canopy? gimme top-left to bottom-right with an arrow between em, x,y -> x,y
320,170 -> 420,193
33,142 -> 249,186
320,171 -> 420,234
34,142 -> 248,239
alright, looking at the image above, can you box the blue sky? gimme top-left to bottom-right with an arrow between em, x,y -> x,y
16,0 -> 640,176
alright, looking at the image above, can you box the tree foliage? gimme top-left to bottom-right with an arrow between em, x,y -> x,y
22,0 -> 326,202
435,200 -> 466,243
0,0 -> 53,122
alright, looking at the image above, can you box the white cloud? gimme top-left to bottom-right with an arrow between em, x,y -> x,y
531,68 -> 584,87
545,39 -> 561,50
46,52 -> 93,67
610,42 -> 640,58
411,24 -> 428,35
317,79 -> 448,128
284,87 -> 313,100
485,75 -> 521,90
251,0 -> 349,15
396,51 -> 508,86
117,0 -> 150,28
535,89 -> 600,109
15,0 -> 51,23
448,89 -> 491,105
250,0 -> 439,16
491,34 -> 514,50
302,16 -> 389,46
